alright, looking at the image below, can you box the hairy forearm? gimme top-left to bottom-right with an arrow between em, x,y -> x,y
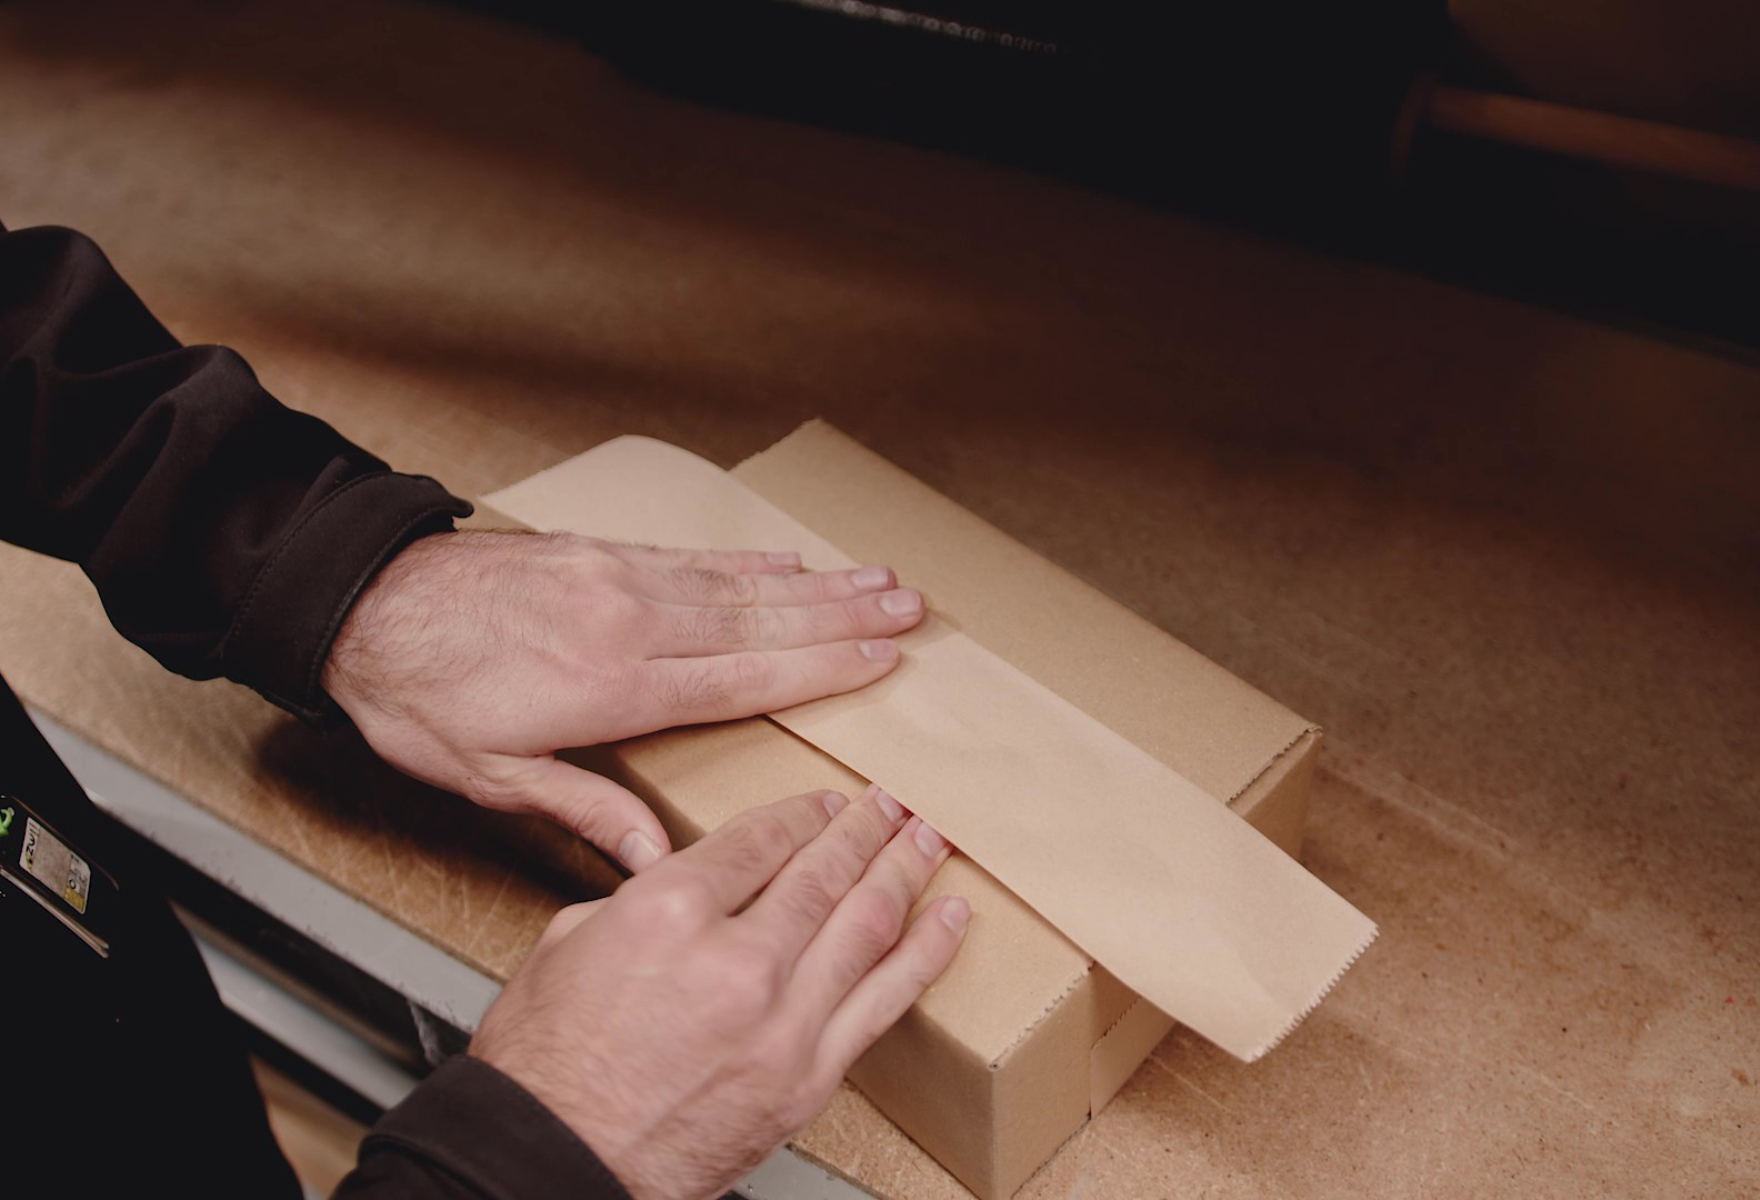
0,220 -> 469,718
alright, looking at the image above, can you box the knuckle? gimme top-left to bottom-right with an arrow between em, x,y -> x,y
728,651 -> 775,693
592,653 -> 645,698
595,587 -> 648,627
812,805 -> 884,869
840,893 -> 906,968
671,566 -> 756,606
545,530 -> 602,574
672,605 -> 735,650
775,864 -> 841,928
458,758 -> 534,813
784,572 -> 833,605
579,535 -> 641,564
870,854 -> 922,903
709,943 -> 784,1014
844,807 -> 895,862
551,792 -> 615,842
812,569 -> 855,600
666,567 -> 712,602
628,874 -> 716,933
802,600 -> 856,642
658,661 -> 730,716
723,571 -> 761,605
725,811 -> 797,870
747,606 -> 783,646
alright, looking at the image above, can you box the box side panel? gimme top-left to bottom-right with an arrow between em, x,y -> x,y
988,972 -> 1097,1200
1229,728 -> 1321,862
845,1008 -> 1001,1200
1090,999 -> 1177,1115
731,422 -> 1314,802
991,736 -> 1319,1192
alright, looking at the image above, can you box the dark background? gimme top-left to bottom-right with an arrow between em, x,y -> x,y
430,0 -> 1760,356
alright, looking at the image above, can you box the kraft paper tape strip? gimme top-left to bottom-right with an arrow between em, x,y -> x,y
486,436 -> 1378,1061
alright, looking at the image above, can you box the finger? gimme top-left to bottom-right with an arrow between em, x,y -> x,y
635,564 -> 901,609
655,789 -> 846,915
786,814 -> 954,1022
739,785 -> 910,958
596,541 -> 804,576
648,589 -> 924,657
639,640 -> 903,726
483,756 -> 673,873
813,894 -> 969,1087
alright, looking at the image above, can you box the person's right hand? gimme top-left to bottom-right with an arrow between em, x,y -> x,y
322,530 -> 926,872
469,783 -> 968,1200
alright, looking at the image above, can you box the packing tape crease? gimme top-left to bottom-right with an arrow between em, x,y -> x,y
487,436 -> 1377,1061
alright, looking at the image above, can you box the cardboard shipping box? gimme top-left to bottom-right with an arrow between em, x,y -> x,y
484,422 -> 1326,1199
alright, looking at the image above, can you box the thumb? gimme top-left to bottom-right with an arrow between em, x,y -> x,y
534,897 -> 610,952
509,757 -> 672,873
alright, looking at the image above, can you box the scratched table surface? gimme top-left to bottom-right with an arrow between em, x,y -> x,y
0,3 -> 1755,1197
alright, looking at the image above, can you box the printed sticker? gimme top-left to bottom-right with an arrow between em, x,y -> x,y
20,816 -> 91,914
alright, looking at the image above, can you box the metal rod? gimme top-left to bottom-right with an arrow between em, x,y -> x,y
1426,85 -> 1760,194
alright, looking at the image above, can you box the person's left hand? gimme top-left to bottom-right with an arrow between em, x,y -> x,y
470,783 -> 966,1200
321,529 -> 924,870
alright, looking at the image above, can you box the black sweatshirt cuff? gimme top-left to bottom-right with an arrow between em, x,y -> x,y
220,471 -> 471,725
342,1055 -> 636,1200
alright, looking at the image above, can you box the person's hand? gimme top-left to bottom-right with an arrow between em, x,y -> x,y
321,530 -> 925,869
470,783 -> 968,1200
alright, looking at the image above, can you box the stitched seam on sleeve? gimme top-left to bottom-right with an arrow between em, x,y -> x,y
298,501 -> 458,704
354,1130 -> 502,1199
360,1062 -> 635,1200
222,470 -> 379,664
482,1064 -> 636,1199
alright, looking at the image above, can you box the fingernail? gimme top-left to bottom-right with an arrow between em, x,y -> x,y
879,588 -> 922,618
874,788 -> 906,822
852,565 -> 892,590
767,552 -> 801,569
860,639 -> 898,662
618,830 -> 664,872
939,896 -> 971,935
914,819 -> 947,858
821,791 -> 850,818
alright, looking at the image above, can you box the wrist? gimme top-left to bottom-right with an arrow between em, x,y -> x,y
226,473 -> 469,724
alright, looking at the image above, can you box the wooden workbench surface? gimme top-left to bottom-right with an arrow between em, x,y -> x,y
1,4 -> 1754,1196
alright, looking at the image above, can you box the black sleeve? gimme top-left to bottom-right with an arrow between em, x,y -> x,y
0,220 -> 471,722
333,1056 -> 636,1200
1,223 -> 647,1197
